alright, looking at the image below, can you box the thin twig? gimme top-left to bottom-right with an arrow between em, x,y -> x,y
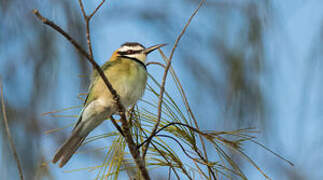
159,49 -> 216,179
0,80 -> 24,180
158,49 -> 210,164
78,2 -> 90,59
135,122 -> 188,180
78,0 -> 105,61
146,61 -> 166,68
143,0 -> 205,159
151,142 -> 184,180
33,10 -> 90,60
110,116 -> 124,137
152,2 -> 214,178
89,0 -> 106,19
33,10 -> 150,180
193,160 -> 209,180
168,167 -> 172,180
141,121 -> 231,179
128,105 -> 136,127
78,0 -> 87,19
157,135 -> 198,163
138,122 -> 208,148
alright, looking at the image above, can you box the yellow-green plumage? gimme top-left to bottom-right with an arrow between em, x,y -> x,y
87,57 -> 147,108
52,42 -> 165,168
52,58 -> 147,167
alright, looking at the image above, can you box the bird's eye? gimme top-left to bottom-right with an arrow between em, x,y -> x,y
127,50 -> 133,54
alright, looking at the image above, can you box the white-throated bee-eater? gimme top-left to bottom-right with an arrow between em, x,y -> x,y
52,42 -> 166,167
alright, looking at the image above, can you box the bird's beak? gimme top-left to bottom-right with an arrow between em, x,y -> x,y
143,43 -> 167,54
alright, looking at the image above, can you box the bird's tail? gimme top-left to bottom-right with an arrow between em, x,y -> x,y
52,104 -> 108,167
52,131 -> 86,167
52,108 -> 87,167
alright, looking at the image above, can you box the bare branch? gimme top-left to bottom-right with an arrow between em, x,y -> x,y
143,0 -> 205,159
33,10 -> 89,59
89,0 -> 106,20
146,61 -> 166,68
78,0 -> 105,60
0,80 -> 24,180
109,116 -> 124,137
77,0 -> 106,60
78,0 -> 87,20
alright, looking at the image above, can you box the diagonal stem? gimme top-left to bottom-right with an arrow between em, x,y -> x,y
78,0 -> 105,62
159,48 -> 215,179
142,0 -> 205,160
1,80 -> 24,180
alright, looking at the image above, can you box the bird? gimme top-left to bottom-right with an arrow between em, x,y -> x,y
52,42 -> 166,167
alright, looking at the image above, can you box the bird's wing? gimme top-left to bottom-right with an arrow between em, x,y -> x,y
84,61 -> 116,106
74,61 -> 116,130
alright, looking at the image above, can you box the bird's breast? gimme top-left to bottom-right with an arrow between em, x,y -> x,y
107,59 -> 147,107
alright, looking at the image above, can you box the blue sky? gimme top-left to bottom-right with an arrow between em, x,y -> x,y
1,0 -> 323,179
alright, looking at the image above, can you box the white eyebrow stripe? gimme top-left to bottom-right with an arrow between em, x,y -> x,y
118,46 -> 144,52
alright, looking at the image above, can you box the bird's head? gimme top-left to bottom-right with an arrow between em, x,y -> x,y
112,42 -> 166,63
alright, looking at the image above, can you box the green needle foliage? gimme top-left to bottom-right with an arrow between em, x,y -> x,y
44,64 -> 293,179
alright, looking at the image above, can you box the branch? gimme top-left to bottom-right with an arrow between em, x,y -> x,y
146,61 -> 166,68
33,9 -> 150,179
142,0 -> 205,159
135,121 -> 190,180
139,122 -> 208,148
0,80 -> 24,180
78,0 -> 87,20
33,10 -> 89,59
157,134 -> 214,179
158,49 -> 215,179
157,135 -> 198,162
89,0 -> 106,20
109,116 -> 124,137
78,0 -> 105,59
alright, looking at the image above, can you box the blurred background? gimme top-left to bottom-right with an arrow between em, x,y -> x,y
1,0 -> 323,179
